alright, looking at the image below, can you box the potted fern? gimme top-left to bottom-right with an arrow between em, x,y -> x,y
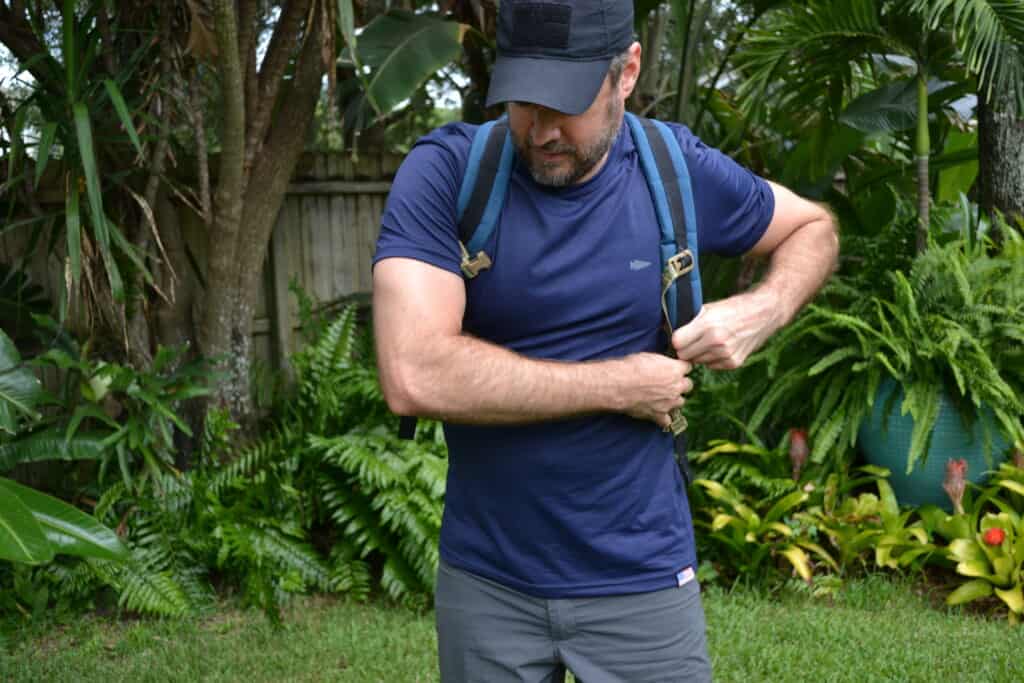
737,211 -> 1024,507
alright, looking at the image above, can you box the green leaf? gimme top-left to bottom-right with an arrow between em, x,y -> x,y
0,477 -> 127,562
0,428 -> 107,472
937,129 -> 979,203
0,478 -> 53,564
337,0 -> 356,50
35,122 -> 58,188
994,584 -> 1024,614
764,490 -> 809,525
103,79 -> 142,155
949,538 -> 986,563
72,102 -> 123,301
0,330 -> 43,434
946,578 -> 993,606
779,545 -> 812,582
840,79 -> 919,133
66,183 -> 82,291
359,11 -> 468,115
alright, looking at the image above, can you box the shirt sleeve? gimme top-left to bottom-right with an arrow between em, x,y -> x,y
372,124 -> 475,277
673,126 -> 775,257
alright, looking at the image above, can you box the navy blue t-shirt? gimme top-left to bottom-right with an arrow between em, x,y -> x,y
373,119 -> 774,598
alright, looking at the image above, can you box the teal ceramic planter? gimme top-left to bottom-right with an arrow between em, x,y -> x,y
857,379 -> 1009,509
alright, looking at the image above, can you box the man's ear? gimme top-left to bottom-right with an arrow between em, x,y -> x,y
620,42 -> 643,99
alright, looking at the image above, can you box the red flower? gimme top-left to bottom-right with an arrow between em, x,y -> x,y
943,459 -> 967,516
789,428 -> 809,481
983,527 -> 1006,546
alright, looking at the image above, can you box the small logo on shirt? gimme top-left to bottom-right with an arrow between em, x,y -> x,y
676,566 -> 696,587
629,259 -> 652,271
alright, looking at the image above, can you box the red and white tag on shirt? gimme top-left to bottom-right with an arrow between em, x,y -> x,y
676,566 -> 695,587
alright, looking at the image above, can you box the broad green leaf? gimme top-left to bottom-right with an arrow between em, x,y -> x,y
337,0 -> 356,50
72,102 -> 123,301
0,330 -> 43,433
35,122 -> 58,188
992,556 -> 1015,584
1,477 -> 126,561
0,478 -> 54,564
956,559 -> 994,579
764,491 -> 808,525
946,578 -> 992,606
840,79 -> 918,133
103,79 -> 142,155
0,428 -> 107,472
937,129 -> 979,203
62,0 -> 78,101
995,584 -> 1024,614
779,545 -> 812,582
949,538 -> 985,563
998,480 -> 1024,498
711,513 -> 734,532
359,11 -> 468,115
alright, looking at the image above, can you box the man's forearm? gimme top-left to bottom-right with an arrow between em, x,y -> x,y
389,332 -> 627,424
748,213 -> 838,333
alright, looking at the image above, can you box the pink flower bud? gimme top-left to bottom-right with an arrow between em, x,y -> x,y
983,527 -> 1006,546
943,458 -> 967,515
789,428 -> 809,481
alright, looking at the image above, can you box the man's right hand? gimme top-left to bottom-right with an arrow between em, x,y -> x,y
611,353 -> 694,431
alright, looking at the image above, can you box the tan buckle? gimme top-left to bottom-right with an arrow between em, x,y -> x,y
667,407 -> 688,435
661,250 -> 694,287
459,242 -> 492,279
661,249 -> 695,330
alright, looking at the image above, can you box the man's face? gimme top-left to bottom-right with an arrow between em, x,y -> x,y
507,75 -> 624,188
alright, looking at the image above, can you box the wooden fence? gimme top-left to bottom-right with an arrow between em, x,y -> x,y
254,151 -> 403,369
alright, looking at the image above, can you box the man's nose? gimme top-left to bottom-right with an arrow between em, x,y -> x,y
528,105 -> 563,147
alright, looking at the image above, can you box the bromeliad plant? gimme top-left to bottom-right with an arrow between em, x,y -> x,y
693,478 -> 837,583
945,511 -> 1024,625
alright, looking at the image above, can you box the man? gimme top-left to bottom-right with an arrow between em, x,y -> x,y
372,1 -> 837,680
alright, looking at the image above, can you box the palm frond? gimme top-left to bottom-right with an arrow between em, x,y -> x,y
913,0 -> 1024,107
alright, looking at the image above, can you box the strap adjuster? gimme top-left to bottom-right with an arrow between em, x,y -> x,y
662,250 -> 694,287
459,242 -> 492,279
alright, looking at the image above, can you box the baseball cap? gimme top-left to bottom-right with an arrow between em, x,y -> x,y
485,0 -> 634,116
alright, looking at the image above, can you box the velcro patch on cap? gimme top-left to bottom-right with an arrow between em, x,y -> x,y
512,3 -> 571,50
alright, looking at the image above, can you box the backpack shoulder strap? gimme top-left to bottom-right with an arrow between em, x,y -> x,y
625,112 -> 703,485
455,118 -> 515,278
398,119 -> 514,440
624,112 -> 703,330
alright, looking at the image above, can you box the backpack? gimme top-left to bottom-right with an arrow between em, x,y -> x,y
397,112 -> 702,482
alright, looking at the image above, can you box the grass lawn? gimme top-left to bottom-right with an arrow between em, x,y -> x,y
3,574 -> 1023,682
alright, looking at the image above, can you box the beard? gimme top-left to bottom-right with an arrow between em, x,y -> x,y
512,96 -> 623,188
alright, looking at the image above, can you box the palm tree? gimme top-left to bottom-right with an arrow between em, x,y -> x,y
733,0 -> 1024,251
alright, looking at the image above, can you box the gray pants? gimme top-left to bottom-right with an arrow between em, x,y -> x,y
435,560 -> 712,683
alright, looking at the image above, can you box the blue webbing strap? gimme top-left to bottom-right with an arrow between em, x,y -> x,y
652,120 -> 703,315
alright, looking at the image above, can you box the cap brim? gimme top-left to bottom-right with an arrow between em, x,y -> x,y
485,55 -> 611,115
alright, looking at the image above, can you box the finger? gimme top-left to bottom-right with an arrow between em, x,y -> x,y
670,308 -> 708,354
675,335 -> 716,362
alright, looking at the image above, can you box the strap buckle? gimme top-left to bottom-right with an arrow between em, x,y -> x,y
459,242 -> 492,279
667,407 -> 688,435
661,249 -> 695,330
661,249 -> 694,288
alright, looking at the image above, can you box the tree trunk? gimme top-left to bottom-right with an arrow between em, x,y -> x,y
978,89 -> 1024,226
200,0 -> 325,428
915,72 -> 930,252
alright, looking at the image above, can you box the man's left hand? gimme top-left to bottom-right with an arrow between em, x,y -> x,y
670,290 -> 782,370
